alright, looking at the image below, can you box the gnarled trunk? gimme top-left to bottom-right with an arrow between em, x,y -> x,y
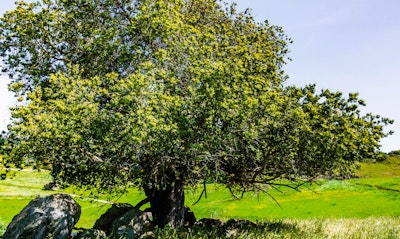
144,180 -> 185,228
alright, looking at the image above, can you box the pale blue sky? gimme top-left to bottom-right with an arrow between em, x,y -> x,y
1,0 -> 399,152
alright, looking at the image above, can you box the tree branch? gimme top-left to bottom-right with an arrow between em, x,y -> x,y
134,197 -> 150,209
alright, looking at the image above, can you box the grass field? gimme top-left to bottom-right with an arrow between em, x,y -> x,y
153,217 -> 400,239
1,155 -> 400,237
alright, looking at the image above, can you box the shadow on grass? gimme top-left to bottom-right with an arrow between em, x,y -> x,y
153,219 -> 300,239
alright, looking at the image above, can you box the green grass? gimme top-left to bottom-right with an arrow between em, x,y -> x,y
357,155 -> 400,178
154,217 -> 400,239
0,168 -> 51,189
1,156 -> 400,237
186,179 -> 400,220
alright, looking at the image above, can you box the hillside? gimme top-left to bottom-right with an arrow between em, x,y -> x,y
1,154 -> 400,237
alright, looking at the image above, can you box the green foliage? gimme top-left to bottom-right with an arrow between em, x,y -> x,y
0,0 -> 392,206
0,132 -> 6,156
388,150 -> 400,156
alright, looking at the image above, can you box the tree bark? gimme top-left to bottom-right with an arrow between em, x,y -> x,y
144,180 -> 185,228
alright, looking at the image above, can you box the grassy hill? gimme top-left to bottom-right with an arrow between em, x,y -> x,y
1,155 -> 400,237
187,155 -> 400,220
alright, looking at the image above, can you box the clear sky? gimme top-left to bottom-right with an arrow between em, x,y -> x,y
0,0 -> 399,152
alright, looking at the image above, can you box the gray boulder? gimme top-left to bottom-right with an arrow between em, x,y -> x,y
43,181 -> 60,191
109,208 -> 152,239
76,229 -> 107,239
194,218 -> 224,228
3,193 -> 81,239
224,219 -> 257,238
93,203 -> 134,235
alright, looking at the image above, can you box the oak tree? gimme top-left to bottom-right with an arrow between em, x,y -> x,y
0,0 -> 392,227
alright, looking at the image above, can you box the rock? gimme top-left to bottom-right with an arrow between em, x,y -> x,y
142,206 -> 196,227
194,218 -> 224,228
184,206 -> 196,227
225,228 -> 238,238
109,208 -> 152,239
93,203 -> 134,235
194,218 -> 225,237
139,231 -> 155,239
3,193 -> 81,239
224,219 -> 257,238
76,229 -> 107,239
43,181 -> 60,191
224,218 -> 257,230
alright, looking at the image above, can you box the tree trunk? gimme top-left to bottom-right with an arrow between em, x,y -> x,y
144,180 -> 185,228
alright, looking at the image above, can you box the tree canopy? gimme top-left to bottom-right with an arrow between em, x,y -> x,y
0,0 -> 392,227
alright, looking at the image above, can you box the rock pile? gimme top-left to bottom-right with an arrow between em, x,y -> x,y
3,194 -> 256,239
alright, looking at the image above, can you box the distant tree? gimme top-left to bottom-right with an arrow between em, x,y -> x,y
0,132 -> 5,155
0,0 -> 392,227
388,150 -> 400,156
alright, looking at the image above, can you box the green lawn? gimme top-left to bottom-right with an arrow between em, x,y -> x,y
186,179 -> 400,220
1,155 -> 400,235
